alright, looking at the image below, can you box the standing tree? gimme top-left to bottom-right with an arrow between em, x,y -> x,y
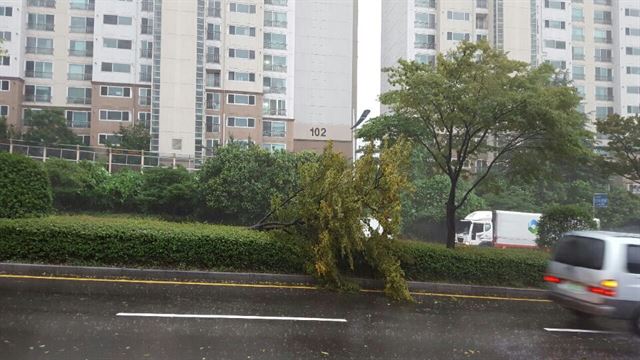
23,109 -> 79,145
359,41 -> 588,248
117,123 -> 151,150
597,114 -> 640,183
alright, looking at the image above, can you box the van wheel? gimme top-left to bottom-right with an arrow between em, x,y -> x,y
632,311 -> 640,336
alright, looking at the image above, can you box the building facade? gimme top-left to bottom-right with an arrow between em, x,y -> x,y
381,0 -> 640,131
0,0 -> 358,159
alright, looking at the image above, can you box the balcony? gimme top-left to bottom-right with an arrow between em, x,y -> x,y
68,73 -> 92,81
206,54 -> 220,64
206,100 -> 221,110
139,97 -> 151,106
141,25 -> 153,35
595,75 -> 613,81
573,73 -> 585,80
70,1 -> 94,10
25,94 -> 51,103
265,0 -> 288,6
25,70 -> 53,79
264,64 -> 287,72
414,21 -> 436,29
69,48 -> 93,57
67,119 -> 90,128
207,31 -> 221,41
572,54 -> 585,60
263,128 -> 285,137
206,78 -> 221,88
207,124 -> 220,133
140,48 -> 153,58
264,42 -> 287,50
67,96 -> 92,105
27,23 -> 55,31
265,20 -> 287,28
28,0 -> 56,8
207,7 -> 221,17
476,0 -> 488,9
69,25 -> 94,34
595,56 -> 612,63
264,108 -> 287,116
264,86 -> 286,94
596,95 -> 613,101
141,0 -> 153,12
415,42 -> 435,49
594,37 -> 612,44
594,18 -> 612,25
139,73 -> 152,82
573,34 -> 585,41
25,46 -> 54,55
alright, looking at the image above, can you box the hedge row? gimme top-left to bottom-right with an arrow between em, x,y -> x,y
0,216 -> 549,288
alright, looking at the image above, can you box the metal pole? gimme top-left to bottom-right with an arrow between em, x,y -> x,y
9,138 -> 13,154
172,153 -> 176,169
108,148 -> 113,173
42,146 -> 47,162
76,145 -> 80,163
141,150 -> 145,173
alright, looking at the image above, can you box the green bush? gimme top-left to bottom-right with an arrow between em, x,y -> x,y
0,215 -> 549,288
95,169 -> 143,212
137,167 -> 197,217
537,205 -> 597,249
45,159 -> 109,210
0,153 -> 52,218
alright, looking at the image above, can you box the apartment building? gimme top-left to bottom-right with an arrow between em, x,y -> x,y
381,0 -> 640,130
0,0 -> 358,159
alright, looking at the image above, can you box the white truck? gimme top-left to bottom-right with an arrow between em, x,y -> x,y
456,210 -> 542,248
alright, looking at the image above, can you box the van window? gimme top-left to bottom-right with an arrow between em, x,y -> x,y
553,236 -> 605,270
628,245 -> 640,274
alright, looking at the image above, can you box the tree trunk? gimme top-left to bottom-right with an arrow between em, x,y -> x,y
446,189 -> 457,249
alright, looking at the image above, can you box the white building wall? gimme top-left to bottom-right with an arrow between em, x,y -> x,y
381,0 -> 409,97
617,0 -> 640,116
0,0 -> 25,79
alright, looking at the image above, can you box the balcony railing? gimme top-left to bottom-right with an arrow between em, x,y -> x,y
265,0 -> 287,5
68,73 -> 92,81
414,21 -> 436,29
415,42 -> 435,49
140,48 -> 153,58
573,73 -> 585,80
67,96 -> 92,105
207,31 -> 221,41
595,55 -> 612,62
594,18 -> 612,25
264,64 -> 287,72
206,78 -> 221,88
139,98 -> 151,106
69,25 -> 94,33
594,37 -> 612,44
25,46 -> 54,55
206,54 -> 220,63
69,48 -> 93,57
141,0 -> 153,11
140,73 -> 152,82
263,129 -> 286,137
264,108 -> 287,116
572,54 -> 585,60
67,120 -> 90,128
141,25 -> 153,35
28,0 -> 56,8
265,20 -> 287,28
595,75 -> 613,81
264,42 -> 287,50
25,70 -> 53,78
207,124 -> 220,133
572,14 -> 584,22
25,94 -> 52,102
573,34 -> 585,41
207,7 -> 221,17
476,0 -> 488,9
264,86 -> 286,94
70,1 -> 95,10
596,95 -> 613,101
27,23 -> 55,31
206,101 -> 221,110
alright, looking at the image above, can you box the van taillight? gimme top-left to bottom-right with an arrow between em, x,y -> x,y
588,286 -> 616,297
544,275 -> 561,283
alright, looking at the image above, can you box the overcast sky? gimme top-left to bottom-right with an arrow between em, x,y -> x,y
357,0 -> 382,121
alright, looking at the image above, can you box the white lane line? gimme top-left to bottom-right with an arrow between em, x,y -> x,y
544,328 -> 619,334
116,313 -> 348,323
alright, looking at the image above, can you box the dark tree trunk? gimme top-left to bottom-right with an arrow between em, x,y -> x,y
446,187 -> 457,249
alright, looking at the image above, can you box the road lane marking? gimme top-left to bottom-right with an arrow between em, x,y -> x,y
116,313 -> 348,323
0,274 -> 550,303
544,328 -> 620,334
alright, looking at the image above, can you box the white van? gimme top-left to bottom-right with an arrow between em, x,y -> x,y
545,231 -> 640,335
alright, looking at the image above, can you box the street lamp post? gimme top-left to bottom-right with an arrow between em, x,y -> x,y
351,109 -> 371,161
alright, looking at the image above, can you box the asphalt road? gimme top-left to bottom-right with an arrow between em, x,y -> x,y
0,275 -> 639,360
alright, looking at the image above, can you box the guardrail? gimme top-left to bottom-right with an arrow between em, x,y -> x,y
0,139 -> 206,173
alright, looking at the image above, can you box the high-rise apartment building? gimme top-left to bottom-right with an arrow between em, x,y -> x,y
0,0 -> 358,159
381,0 -> 640,130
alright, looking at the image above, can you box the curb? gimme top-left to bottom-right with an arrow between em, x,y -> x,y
0,262 -> 548,300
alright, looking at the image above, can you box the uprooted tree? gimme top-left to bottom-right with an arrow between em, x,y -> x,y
252,140 -> 413,301
359,41 -> 589,249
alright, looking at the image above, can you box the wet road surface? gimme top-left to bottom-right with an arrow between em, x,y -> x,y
0,275 -> 638,359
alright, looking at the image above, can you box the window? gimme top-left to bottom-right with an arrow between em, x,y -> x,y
137,112 -> 151,127
572,7 -> 584,21
207,0 -> 222,17
476,0 -> 487,9
415,12 -> 436,29
0,56 -> 10,66
0,105 -> 8,116
544,40 -> 566,49
104,38 -> 132,49
627,106 -> 640,114
141,0 -> 152,11
67,64 -> 92,81
554,236 -> 604,270
572,65 -> 585,80
0,31 -> 10,41
229,48 -> 256,59
415,34 -> 435,49
24,85 -> 52,103
206,92 -> 221,109
100,86 -> 131,98
67,87 -> 92,104
626,47 -> 640,55
228,71 -> 255,82
595,48 -> 612,62
0,80 -> 9,91
27,13 -> 55,31
262,143 -> 286,152
227,94 -> 255,105
447,32 -> 470,41
140,64 -> 152,82
544,0 -> 565,9
263,77 -> 286,94
596,106 -> 613,119
595,67 -> 613,81
207,46 -> 220,63
140,40 -> 153,58
207,23 -> 221,40
98,134 -> 122,146
28,0 -> 56,7
572,27 -> 584,41
70,0 -> 95,10
77,135 -> 90,146
229,25 -> 256,37
25,61 -> 53,79
626,8 -> 640,17
264,33 -> 286,49
626,28 -> 640,37
415,54 -> 435,65
0,6 -> 13,16
70,16 -> 94,33
265,0 -> 288,6
415,0 -> 435,8
548,60 -> 566,70
572,47 -> 585,60
101,62 -> 131,73
629,246 -> 640,274
172,139 -> 182,151
206,71 -> 221,88
628,86 -> 640,94
104,15 -> 132,25
230,2 -> 256,13
69,40 -> 93,57
26,37 -> 53,55
205,115 -> 220,132
628,66 -> 640,75
65,110 -> 91,128
594,10 -> 612,24
263,99 -> 286,116
545,20 -> 565,29
575,85 -> 585,98
227,116 -> 255,128
595,87 -> 613,101
594,29 -> 612,43
593,0 -> 611,4
264,55 -> 287,72
447,11 -> 469,21
264,10 -> 287,27
263,120 -> 286,137
205,139 -> 220,155
99,110 -> 130,121
141,18 -> 153,34
139,88 -> 151,106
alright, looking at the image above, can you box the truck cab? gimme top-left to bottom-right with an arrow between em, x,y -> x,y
457,211 -> 493,246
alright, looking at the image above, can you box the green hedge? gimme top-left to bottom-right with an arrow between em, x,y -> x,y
0,216 -> 549,288
0,153 -> 52,218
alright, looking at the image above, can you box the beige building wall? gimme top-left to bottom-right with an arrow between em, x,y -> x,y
502,1 -> 532,63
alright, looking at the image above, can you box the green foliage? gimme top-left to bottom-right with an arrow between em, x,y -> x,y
22,109 -> 79,145
537,205 -> 597,249
0,153 -> 52,218
268,141 -> 414,300
137,167 -> 197,216
597,114 -> 640,183
199,144 -> 314,225
0,116 -> 7,139
0,216 -> 306,273
359,41 -> 588,248
44,159 -> 109,210
594,187 -> 640,229
95,169 -> 144,212
116,123 -> 151,150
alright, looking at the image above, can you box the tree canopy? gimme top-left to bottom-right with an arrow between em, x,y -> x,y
23,109 -> 79,145
597,114 -> 640,184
